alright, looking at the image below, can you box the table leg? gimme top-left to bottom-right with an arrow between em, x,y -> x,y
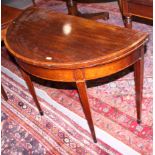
134,47 -> 144,124
76,81 -> 97,143
20,68 -> 44,116
1,85 -> 8,101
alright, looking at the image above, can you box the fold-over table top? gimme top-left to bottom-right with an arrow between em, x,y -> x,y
5,7 -> 148,69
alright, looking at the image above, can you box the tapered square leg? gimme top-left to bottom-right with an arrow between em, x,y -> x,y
20,68 -> 43,116
76,81 -> 97,143
134,47 -> 144,124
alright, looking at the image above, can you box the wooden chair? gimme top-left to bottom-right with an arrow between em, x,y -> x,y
66,0 -> 109,20
120,0 -> 153,28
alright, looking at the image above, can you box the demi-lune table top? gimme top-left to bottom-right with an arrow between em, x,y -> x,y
5,7 -> 148,69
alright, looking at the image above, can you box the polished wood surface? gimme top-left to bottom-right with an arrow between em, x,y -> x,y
5,7 -> 147,70
4,7 -> 148,142
120,0 -> 153,28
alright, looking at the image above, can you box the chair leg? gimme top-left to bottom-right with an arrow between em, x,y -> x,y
1,85 -> 8,101
134,47 -> 144,124
66,0 -> 79,15
76,81 -> 97,143
124,16 -> 132,28
32,0 -> 36,6
19,68 -> 43,115
66,0 -> 109,20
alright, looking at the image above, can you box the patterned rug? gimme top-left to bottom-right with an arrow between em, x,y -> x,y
1,0 -> 152,155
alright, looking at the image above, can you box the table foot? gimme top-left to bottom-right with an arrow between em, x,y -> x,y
40,111 -> 44,116
19,68 -> 43,116
76,80 -> 97,143
137,119 -> 142,124
134,47 -> 144,124
1,85 -> 8,101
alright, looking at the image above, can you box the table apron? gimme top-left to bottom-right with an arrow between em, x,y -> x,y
17,48 -> 142,82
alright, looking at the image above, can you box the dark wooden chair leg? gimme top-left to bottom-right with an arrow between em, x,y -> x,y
1,85 -> 8,101
76,81 -> 97,143
32,0 -> 36,6
20,68 -> 43,115
134,47 -> 144,124
66,0 -> 109,20
66,0 -> 80,16
125,16 -> 132,28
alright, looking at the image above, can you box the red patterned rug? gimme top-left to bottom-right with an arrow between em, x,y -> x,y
1,0 -> 152,155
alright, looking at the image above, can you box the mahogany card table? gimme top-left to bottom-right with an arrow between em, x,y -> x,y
4,7 -> 148,143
